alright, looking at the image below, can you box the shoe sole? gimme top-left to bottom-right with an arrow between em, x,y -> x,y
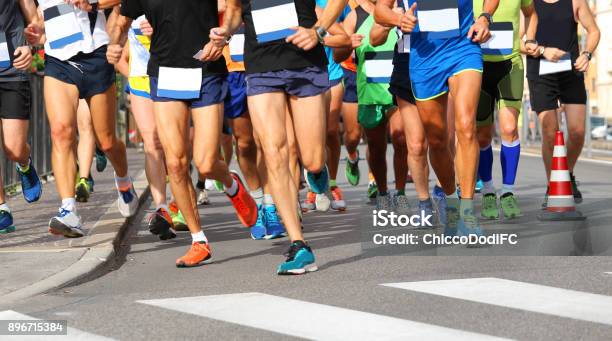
176,255 -> 213,268
278,263 -> 318,275
330,203 -> 347,211
173,223 -> 189,232
197,200 -> 210,205
0,226 -> 16,234
264,232 -> 287,240
481,213 -> 499,220
75,185 -> 90,203
49,218 -> 84,238
229,171 -> 258,227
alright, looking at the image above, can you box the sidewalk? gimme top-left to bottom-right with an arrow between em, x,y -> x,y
0,149 -> 148,305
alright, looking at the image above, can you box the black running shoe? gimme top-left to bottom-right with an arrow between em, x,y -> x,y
569,173 -> 582,203
148,208 -> 176,240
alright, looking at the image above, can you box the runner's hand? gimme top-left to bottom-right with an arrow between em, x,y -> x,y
399,3 -> 418,33
574,53 -> 589,72
12,46 -> 33,71
209,27 -> 229,48
199,42 -> 224,61
350,34 -> 364,49
525,42 -> 539,57
468,16 -> 490,43
542,47 -> 566,62
24,24 -> 44,45
140,19 -> 153,37
106,44 -> 123,64
286,27 -> 318,51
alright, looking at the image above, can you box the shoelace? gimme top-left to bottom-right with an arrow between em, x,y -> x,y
265,207 -> 279,224
331,188 -> 343,201
284,243 -> 301,261
59,208 -> 72,218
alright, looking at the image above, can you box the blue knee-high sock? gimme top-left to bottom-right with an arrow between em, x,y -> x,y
501,139 -> 520,194
478,145 -> 494,183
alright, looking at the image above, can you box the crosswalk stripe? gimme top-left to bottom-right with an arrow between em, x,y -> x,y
0,310 -> 115,340
139,292 -> 509,340
382,278 -> 612,326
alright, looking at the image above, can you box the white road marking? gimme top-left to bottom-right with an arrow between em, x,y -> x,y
0,310 -> 115,340
139,292 -> 508,340
382,277 -> 612,326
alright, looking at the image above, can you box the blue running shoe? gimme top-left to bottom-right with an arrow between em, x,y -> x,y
444,197 -> 460,236
263,204 -> 286,240
0,209 -> 15,233
458,208 -> 483,238
16,159 -> 42,203
417,199 -> 435,229
87,175 -> 95,193
250,205 -> 266,240
475,179 -> 484,193
95,147 -> 107,172
277,240 -> 318,275
304,166 -> 329,194
432,185 -> 447,227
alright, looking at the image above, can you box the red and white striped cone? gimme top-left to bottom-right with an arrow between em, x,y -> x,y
538,131 -> 586,221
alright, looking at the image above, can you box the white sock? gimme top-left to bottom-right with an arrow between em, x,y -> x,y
263,193 -> 274,207
115,173 -> 132,189
191,230 -> 208,243
61,198 -> 76,212
502,184 -> 514,195
483,180 -> 496,195
0,203 -> 10,213
225,178 -> 239,196
250,187 -> 264,206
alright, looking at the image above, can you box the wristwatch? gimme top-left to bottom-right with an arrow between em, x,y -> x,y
581,51 -> 592,61
314,26 -> 328,44
539,46 -> 545,56
478,13 -> 492,25
525,39 -> 538,46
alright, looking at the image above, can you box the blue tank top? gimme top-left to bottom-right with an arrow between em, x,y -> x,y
316,0 -> 350,81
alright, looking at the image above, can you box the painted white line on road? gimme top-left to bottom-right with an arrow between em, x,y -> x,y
0,310 -> 115,340
139,293 -> 508,340
382,278 -> 612,326
604,272 -> 612,275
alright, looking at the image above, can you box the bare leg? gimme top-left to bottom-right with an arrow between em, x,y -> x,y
325,83 -> 343,182
398,98 -> 429,200
563,104 -> 586,172
538,110 -> 558,181
76,100 -> 94,180
388,109 -> 407,192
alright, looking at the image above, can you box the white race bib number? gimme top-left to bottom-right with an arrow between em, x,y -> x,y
252,0 -> 299,43
157,67 -> 202,99
481,22 -> 513,55
417,0 -> 459,39
364,51 -> 394,83
539,54 -> 572,75
43,3 -> 84,49
229,26 -> 246,62
0,32 -> 10,69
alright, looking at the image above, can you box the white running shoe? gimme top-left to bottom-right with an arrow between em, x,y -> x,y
197,188 -> 210,205
204,179 -> 216,191
315,193 -> 331,212
115,177 -> 139,217
48,209 -> 84,238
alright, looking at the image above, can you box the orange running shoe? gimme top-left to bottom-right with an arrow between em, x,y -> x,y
227,171 -> 258,227
176,241 -> 212,267
303,191 -> 316,212
330,187 -> 347,211
168,201 -> 179,215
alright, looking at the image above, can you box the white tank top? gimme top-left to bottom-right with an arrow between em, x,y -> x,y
40,0 -> 109,61
127,16 -> 150,77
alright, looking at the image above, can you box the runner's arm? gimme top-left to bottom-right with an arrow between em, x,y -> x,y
18,0 -> 40,25
373,0 -> 401,28
333,9 -> 358,64
519,2 -> 538,55
370,24 -> 392,47
316,0 -> 349,30
115,41 -> 130,78
315,6 -> 351,48
221,0 -> 243,37
572,0 -> 599,71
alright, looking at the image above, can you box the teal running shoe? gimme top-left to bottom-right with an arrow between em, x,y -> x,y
304,166 -> 329,194
277,240 -> 318,275
250,205 -> 266,240
263,204 -> 286,240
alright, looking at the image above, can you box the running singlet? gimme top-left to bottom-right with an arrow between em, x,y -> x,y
240,0 -> 327,74
0,0 -> 27,81
355,9 -> 397,106
316,0 -> 351,81
39,0 -> 109,61
223,25 -> 246,72
128,16 -> 150,78
474,0 -> 530,62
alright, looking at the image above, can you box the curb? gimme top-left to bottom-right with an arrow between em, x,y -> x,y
0,170 -> 150,306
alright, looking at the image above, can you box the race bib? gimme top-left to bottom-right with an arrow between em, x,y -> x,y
252,0 -> 299,43
43,3 -> 84,49
229,26 -> 246,62
397,31 -> 410,54
0,32 -> 10,69
417,0 -> 460,39
157,67 -> 202,99
481,22 -> 513,55
539,53 -> 572,75
364,51 -> 394,83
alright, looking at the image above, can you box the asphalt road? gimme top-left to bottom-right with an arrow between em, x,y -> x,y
2,147 -> 612,341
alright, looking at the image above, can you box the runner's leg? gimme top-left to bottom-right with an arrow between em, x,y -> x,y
397,98 -> 429,200
563,104 -> 586,173
538,109 -> 558,181
76,100 -> 94,180
388,109 -> 407,193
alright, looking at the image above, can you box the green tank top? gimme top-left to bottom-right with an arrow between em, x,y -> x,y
355,12 -> 397,105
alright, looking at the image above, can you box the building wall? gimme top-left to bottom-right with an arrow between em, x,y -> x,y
595,0 -> 612,117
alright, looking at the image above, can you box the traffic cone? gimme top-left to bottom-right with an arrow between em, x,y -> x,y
538,131 -> 586,221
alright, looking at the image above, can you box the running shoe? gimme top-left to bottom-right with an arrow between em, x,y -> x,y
227,171 -> 258,227
204,179 -> 216,191
277,240 -> 318,275
197,188 -> 210,205
304,166 -> 329,194
87,175 -> 95,193
95,147 -> 107,172
263,204 -> 286,239
432,185 -> 447,227
570,173 -> 583,203
16,159 -> 42,203
176,241 -> 213,268
367,181 -> 378,200
500,192 -> 521,219
481,193 -> 499,220
214,180 -> 224,192
48,208 -> 84,238
417,199 -> 435,229
394,193 -> 411,215
376,194 -> 392,211
345,152 -> 360,186
115,177 -> 139,217
329,187 -> 346,211
316,193 -> 331,212
303,191 -> 316,212
0,209 -> 15,234
168,202 -> 188,231
541,187 -> 549,210
75,177 -> 91,203
148,207 -> 176,240
475,179 -> 484,193
444,197 -> 460,236
250,205 -> 266,240
458,207 -> 483,238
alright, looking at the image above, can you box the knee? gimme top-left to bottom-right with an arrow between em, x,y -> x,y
407,138 -> 427,156
166,156 -> 189,177
477,132 -> 492,149
391,130 -> 407,150
499,121 -> 518,140
262,142 -> 288,172
455,116 -> 476,142
235,135 -> 256,156
50,124 -> 75,148
141,132 -> 163,154
568,127 -> 585,143
194,155 -> 217,178
427,132 -> 448,151
326,126 -> 340,143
